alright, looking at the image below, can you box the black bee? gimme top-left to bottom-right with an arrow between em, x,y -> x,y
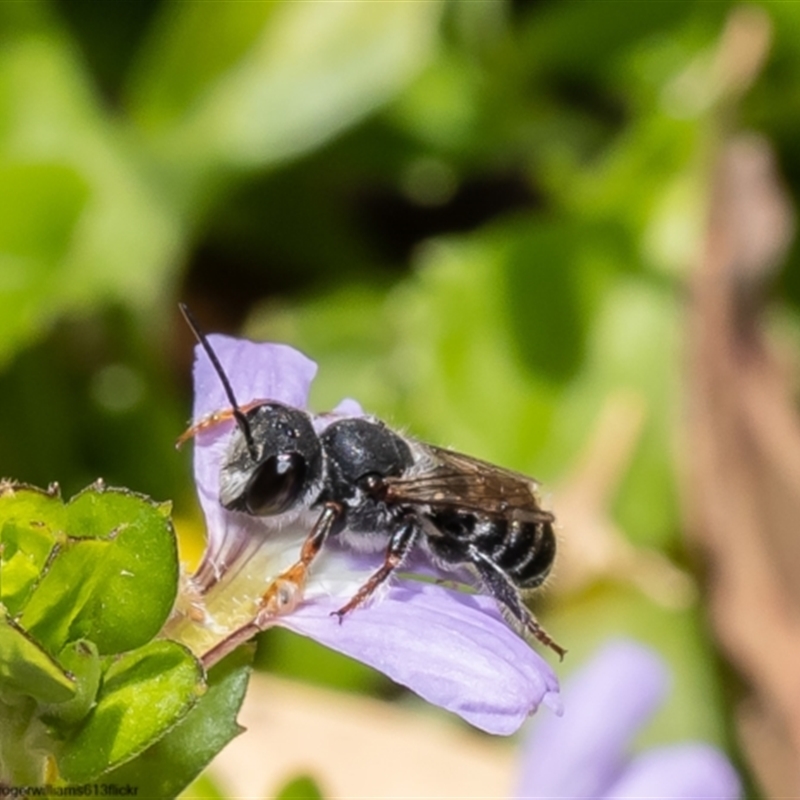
181,305 -> 563,658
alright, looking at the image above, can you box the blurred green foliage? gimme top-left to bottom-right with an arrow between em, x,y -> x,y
272,774 -> 325,800
3,0 -> 800,794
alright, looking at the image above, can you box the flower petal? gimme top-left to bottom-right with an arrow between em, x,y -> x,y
281,579 -> 560,735
516,639 -> 668,797
604,743 -> 741,799
329,397 -> 364,417
191,334 -> 317,421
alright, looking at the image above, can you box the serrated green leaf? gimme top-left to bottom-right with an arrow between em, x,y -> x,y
0,485 -> 63,616
100,645 -> 252,798
40,640 -> 102,728
66,489 -> 178,653
58,640 -> 204,783
65,484 -> 170,540
19,486 -> 178,655
19,537 -> 109,654
0,616 -> 74,703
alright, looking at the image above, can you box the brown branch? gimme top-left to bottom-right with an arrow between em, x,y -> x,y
686,131 -> 799,796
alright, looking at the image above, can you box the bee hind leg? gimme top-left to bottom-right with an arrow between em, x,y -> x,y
332,517 -> 418,621
467,547 -> 566,660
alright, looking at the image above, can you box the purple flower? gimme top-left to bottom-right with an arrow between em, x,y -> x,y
174,334 -> 560,735
515,640 -> 741,798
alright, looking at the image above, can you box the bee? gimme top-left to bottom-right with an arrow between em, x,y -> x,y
180,305 -> 564,658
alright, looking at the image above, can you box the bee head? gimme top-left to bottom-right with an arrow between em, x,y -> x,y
178,304 -> 323,520
220,402 -> 322,517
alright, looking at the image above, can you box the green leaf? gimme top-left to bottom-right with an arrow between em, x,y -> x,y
65,488 -> 178,653
17,537 -> 107,655
0,484 -> 63,616
0,616 -> 74,704
19,486 -> 178,656
129,0 -> 444,174
40,640 -> 102,728
58,640 -> 204,783
0,694 -> 51,787
274,774 -> 325,800
100,645 -> 253,798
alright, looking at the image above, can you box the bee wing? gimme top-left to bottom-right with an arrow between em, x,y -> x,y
383,443 -> 554,521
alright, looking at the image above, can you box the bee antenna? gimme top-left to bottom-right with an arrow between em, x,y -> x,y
179,303 -> 259,461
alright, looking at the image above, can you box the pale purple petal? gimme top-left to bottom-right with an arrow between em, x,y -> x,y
605,744 -> 741,799
191,334 -> 316,421
516,640 -> 668,797
330,398 -> 364,416
312,398 -> 365,434
191,335 -> 316,582
281,579 -> 560,735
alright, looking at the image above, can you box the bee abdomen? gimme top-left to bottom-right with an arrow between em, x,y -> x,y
427,510 -> 555,590
490,518 -> 533,568
508,520 -> 556,589
476,516 -> 555,589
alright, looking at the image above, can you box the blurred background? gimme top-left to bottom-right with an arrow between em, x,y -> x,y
3,0 -> 800,796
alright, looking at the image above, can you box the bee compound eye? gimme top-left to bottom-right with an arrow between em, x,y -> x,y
244,452 -> 306,516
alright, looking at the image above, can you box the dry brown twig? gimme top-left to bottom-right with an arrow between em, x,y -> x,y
684,8 -> 800,796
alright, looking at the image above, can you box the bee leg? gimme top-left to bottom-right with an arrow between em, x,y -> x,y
176,399 -> 266,448
468,547 -> 566,660
332,517 -> 418,621
261,502 -> 343,614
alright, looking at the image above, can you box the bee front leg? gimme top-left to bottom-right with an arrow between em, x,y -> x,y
467,547 -> 566,660
261,502 -> 343,614
332,517 -> 418,621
